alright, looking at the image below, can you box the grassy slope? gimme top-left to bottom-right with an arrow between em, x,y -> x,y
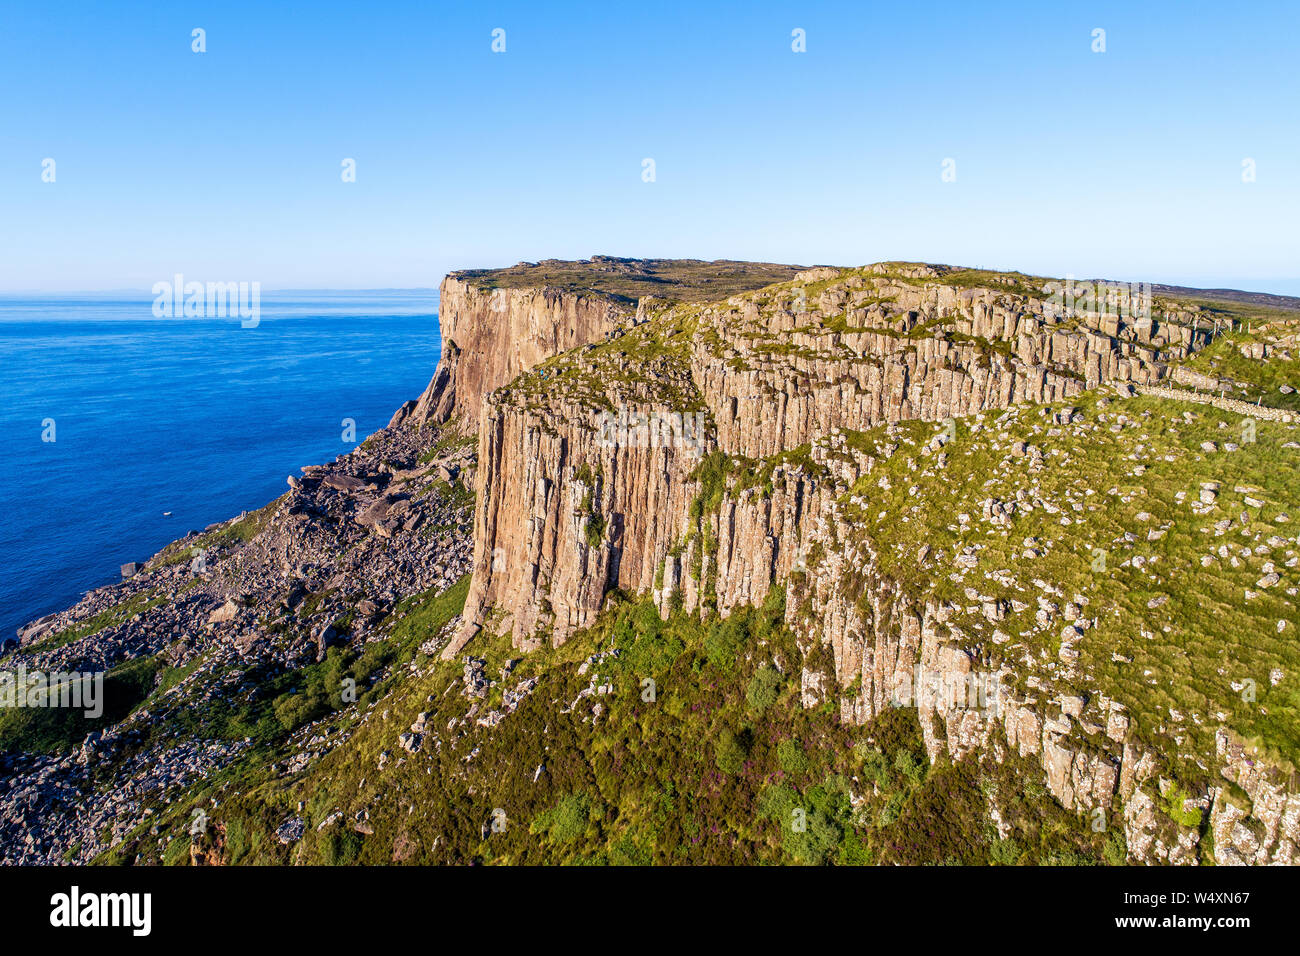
104,585 -> 1120,865
1178,328 -> 1300,412
0,655 -> 162,753
824,386 -> 1299,787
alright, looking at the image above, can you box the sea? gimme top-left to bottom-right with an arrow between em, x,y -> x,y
0,291 -> 441,642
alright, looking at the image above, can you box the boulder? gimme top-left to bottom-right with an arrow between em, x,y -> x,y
208,599 -> 239,624
322,474 -> 367,494
275,818 -> 306,844
17,614 -> 57,645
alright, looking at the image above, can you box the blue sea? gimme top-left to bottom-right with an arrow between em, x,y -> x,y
0,292 -> 440,641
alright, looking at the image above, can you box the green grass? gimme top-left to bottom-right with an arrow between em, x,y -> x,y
151,498 -> 281,568
811,386 -> 1299,788
387,574 -> 471,650
0,655 -> 162,754
1178,327 -> 1300,412
456,257 -> 806,307
418,428 -> 477,464
504,305 -> 710,417
30,590 -> 164,652
103,587 -> 1116,866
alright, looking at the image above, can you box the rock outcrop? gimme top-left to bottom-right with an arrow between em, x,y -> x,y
447,397 -> 703,654
692,265 -> 1210,459
412,276 -> 628,434
409,258 -> 807,435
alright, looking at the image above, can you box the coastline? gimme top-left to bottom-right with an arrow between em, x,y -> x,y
3,298 -> 440,642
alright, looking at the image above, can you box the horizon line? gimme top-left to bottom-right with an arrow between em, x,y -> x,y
0,287 -> 444,296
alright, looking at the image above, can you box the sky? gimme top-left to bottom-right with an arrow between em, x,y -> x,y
1,0 -> 1297,293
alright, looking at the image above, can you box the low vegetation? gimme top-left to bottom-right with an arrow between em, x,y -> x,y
103,584 -> 1114,865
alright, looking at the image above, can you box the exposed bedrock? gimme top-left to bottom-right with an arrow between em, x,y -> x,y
462,265 -> 1214,648
693,272 -> 1207,459
446,397 -> 705,655
413,276 -> 628,434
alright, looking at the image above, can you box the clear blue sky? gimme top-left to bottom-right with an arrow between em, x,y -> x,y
2,0 -> 1297,293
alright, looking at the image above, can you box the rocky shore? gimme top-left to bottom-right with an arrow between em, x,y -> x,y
2,416 -> 475,864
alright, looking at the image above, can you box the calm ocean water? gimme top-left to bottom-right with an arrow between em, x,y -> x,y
0,292 -> 440,641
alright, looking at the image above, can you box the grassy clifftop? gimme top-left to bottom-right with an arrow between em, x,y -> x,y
452,256 -> 807,305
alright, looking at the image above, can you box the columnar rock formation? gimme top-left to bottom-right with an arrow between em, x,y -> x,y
412,276 -> 629,433
446,397 -> 705,655
409,259 -> 1298,862
446,263 -> 1211,647
691,267 -> 1209,458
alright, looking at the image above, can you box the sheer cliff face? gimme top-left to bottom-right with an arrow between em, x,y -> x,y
422,260 -> 1298,862
444,314 -> 715,654
451,397 -> 703,652
413,276 -> 629,434
453,262 -> 1210,649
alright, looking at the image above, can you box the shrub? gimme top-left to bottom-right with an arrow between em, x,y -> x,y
894,748 -> 925,784
704,615 -> 748,672
989,837 -> 1021,866
714,728 -> 747,774
777,738 -> 809,776
745,666 -> 782,714
532,792 -> 593,843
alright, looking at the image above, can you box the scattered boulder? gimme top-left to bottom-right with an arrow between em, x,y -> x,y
276,818 -> 306,845
208,600 -> 239,624
322,474 -> 368,494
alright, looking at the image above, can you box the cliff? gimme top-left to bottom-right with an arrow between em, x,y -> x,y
435,259 -> 1300,863
409,276 -> 628,434
405,257 -> 804,434
455,262 -> 1214,644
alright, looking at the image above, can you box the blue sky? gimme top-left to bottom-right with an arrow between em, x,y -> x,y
2,0 -> 1297,293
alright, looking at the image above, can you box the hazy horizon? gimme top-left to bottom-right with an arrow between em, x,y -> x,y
4,269 -> 1299,299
